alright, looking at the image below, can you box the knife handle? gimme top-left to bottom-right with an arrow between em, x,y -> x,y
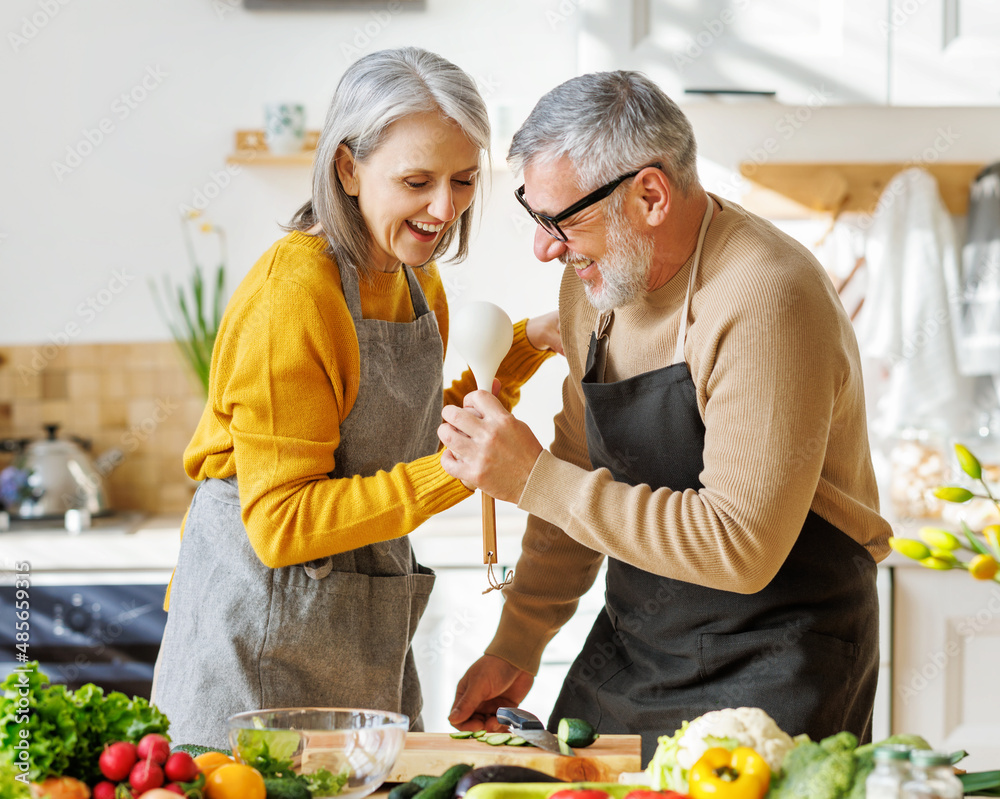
497,706 -> 544,730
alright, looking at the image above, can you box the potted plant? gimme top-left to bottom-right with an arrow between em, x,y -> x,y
150,212 -> 226,397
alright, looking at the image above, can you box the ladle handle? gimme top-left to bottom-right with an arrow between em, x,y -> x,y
482,493 -> 498,565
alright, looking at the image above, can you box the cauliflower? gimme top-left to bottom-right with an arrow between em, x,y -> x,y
646,707 -> 796,793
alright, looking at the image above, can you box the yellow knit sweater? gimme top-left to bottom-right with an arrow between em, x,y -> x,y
168,231 -> 552,608
487,196 -> 892,674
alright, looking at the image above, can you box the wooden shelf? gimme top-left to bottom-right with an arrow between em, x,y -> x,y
227,129 -> 320,165
738,161 -> 984,218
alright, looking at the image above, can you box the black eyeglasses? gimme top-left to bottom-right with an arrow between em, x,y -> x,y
514,164 -> 662,242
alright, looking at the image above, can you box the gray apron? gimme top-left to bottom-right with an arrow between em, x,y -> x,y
154,259 -> 442,747
549,199 -> 880,764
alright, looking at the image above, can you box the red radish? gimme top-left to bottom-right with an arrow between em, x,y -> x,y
99,741 -> 138,781
92,781 -> 117,799
163,751 -> 199,783
162,785 -> 185,795
136,733 -> 171,765
130,759 -> 165,793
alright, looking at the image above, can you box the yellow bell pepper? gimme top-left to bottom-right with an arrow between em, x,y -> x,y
688,746 -> 771,799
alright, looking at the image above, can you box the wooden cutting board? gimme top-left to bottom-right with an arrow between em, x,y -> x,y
385,732 -> 642,782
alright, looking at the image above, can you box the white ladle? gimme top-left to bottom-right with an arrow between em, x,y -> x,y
451,301 -> 514,574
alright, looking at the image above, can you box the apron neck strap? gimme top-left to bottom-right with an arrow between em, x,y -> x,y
672,194 -> 715,365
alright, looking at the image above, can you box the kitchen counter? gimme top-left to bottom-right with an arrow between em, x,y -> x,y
0,500 -> 934,575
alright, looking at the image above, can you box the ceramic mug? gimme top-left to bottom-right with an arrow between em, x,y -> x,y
264,102 -> 306,155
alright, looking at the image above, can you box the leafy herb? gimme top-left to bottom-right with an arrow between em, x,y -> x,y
234,728 -> 349,795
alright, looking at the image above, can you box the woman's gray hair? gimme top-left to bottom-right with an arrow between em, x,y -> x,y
508,71 -> 698,195
289,47 -> 490,276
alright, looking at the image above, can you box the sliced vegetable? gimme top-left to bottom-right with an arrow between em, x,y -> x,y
557,719 -> 599,749
687,747 -> 770,799
450,731 -> 475,739
484,733 -> 513,746
508,736 -> 529,746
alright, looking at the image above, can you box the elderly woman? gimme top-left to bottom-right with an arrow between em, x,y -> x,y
153,47 -> 560,747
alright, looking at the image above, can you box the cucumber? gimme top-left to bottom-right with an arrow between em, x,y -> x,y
450,731 -> 475,739
413,763 -> 474,799
386,772 -> 440,799
171,743 -> 233,757
557,718 -> 599,748
507,736 -> 528,746
484,733 -> 512,746
455,766 -> 564,798
472,730 -> 488,739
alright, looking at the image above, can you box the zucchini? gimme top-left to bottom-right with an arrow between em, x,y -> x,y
413,763 -> 474,799
450,731 -> 475,739
455,766 -> 564,798
557,718 -> 599,748
412,775 -> 439,788
465,783 -> 645,799
484,733 -> 512,746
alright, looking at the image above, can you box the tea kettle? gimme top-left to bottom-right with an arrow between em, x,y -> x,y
0,424 -> 122,519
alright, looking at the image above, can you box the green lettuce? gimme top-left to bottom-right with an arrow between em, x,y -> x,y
0,662 -> 169,788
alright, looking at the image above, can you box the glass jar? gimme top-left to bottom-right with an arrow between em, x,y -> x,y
900,750 -> 962,799
866,744 -> 913,799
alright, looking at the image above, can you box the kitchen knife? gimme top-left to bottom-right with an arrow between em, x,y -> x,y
497,707 -> 575,757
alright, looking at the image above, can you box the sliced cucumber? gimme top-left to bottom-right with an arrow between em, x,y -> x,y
485,733 -> 513,746
557,718 -> 599,748
472,729 -> 488,739
507,736 -> 528,746
450,731 -> 475,739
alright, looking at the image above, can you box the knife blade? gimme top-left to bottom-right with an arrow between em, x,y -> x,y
497,707 -> 575,757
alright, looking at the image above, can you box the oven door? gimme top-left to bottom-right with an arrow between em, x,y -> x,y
0,570 -> 170,699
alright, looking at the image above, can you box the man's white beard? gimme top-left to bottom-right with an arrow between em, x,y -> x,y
563,207 -> 654,312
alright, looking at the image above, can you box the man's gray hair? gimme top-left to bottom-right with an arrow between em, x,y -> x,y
508,71 -> 698,195
289,47 -> 489,276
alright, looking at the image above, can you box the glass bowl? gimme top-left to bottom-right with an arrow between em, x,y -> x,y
227,707 -> 409,799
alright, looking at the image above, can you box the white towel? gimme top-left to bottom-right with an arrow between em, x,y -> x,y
854,167 -> 978,437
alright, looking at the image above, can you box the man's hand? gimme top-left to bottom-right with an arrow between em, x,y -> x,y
439,391 -> 543,503
449,654 -> 535,732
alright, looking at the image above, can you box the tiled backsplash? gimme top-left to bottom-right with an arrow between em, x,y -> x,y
0,342 -> 206,514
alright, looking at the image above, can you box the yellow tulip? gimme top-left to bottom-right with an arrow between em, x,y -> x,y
933,486 -> 975,503
968,553 -> 999,581
890,537 -> 931,561
919,527 -> 961,551
954,443 -> 983,480
921,556 -> 955,571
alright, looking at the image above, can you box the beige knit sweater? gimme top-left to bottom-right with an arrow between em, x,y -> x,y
486,195 -> 891,674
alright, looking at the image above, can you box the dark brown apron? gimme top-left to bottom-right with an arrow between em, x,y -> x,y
548,199 -> 880,764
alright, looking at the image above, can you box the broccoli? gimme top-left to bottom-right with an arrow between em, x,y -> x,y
767,732 -> 858,799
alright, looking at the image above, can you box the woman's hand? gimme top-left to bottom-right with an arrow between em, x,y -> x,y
525,310 -> 563,355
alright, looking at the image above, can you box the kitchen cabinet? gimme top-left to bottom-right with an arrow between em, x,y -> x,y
889,0 -> 1000,105
578,0 -> 1000,107
892,566 -> 1000,772
578,0 -> 889,105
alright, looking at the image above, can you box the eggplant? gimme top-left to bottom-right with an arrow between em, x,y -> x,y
455,766 -> 564,797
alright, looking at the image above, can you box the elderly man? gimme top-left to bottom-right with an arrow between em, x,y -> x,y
438,71 -> 891,761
